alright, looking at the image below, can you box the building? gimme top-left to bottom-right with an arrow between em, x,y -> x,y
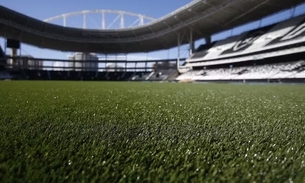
68,52 -> 99,71
7,55 -> 43,70
105,63 -> 125,72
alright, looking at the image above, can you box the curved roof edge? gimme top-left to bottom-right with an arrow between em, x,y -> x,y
0,0 -> 304,53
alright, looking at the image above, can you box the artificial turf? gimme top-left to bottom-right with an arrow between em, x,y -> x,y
0,81 -> 304,182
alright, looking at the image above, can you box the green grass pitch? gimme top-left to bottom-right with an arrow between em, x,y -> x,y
0,81 -> 305,182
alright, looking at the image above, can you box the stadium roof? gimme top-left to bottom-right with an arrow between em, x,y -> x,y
0,0 -> 304,53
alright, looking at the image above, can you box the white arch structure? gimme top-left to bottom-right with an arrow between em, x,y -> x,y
44,10 -> 156,29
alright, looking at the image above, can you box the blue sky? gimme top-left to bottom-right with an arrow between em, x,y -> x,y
1,0 -> 305,62
0,0 -> 192,20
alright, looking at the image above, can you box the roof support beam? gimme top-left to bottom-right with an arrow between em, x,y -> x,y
63,15 -> 66,27
102,12 -> 105,29
120,12 -> 124,29
83,13 -> 86,29
224,0 -> 269,27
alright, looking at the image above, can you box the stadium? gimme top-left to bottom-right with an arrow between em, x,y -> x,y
0,0 -> 305,182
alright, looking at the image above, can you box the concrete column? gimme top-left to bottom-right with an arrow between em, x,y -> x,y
189,30 -> 195,56
205,36 -> 211,45
177,33 -> 181,71
11,48 -> 17,68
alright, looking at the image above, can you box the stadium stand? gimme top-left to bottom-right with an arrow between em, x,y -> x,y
177,60 -> 305,82
146,69 -> 177,81
187,14 -> 305,63
0,46 -> 5,69
0,46 -> 12,80
13,70 -> 151,81
178,13 -> 305,82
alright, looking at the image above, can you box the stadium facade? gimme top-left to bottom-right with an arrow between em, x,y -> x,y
0,0 -> 305,82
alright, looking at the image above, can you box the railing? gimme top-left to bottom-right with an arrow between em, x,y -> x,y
0,57 -> 185,72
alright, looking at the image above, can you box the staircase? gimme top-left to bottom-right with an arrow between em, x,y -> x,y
166,70 -> 179,81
